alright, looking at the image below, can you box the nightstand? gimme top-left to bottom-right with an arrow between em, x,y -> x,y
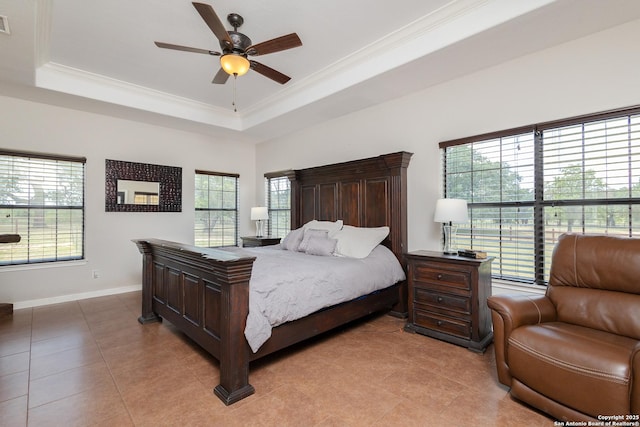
404,250 -> 494,352
241,236 -> 281,247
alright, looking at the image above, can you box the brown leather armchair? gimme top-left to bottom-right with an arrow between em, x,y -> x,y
487,233 -> 640,421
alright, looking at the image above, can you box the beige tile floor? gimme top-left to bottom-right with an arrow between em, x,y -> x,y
0,291 -> 553,426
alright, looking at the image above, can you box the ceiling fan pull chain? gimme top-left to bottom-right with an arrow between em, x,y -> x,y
233,74 -> 238,112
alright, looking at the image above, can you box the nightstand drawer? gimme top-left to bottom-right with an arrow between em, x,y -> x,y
411,265 -> 470,292
414,309 -> 471,339
414,288 -> 471,315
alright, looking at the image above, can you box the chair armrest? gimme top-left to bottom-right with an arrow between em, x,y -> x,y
487,294 -> 557,329
487,295 -> 557,386
632,342 -> 640,415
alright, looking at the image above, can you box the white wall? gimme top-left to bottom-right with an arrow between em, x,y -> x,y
0,96 -> 256,307
255,19 -> 640,254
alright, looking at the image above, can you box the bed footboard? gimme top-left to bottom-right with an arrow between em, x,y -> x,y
134,239 -> 257,405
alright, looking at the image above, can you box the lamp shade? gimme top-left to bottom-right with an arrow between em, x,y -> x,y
220,54 -> 250,76
434,198 -> 469,223
251,207 -> 269,220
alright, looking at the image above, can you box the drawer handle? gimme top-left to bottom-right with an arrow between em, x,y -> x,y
437,320 -> 443,326
437,273 -> 443,280
437,297 -> 443,303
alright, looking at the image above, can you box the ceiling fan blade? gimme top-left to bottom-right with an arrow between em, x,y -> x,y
212,68 -> 230,84
250,61 -> 291,85
246,33 -> 302,56
154,41 -> 220,56
192,2 -> 233,50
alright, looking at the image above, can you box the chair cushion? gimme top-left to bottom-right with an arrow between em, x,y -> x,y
549,233 -> 640,295
508,322 -> 635,417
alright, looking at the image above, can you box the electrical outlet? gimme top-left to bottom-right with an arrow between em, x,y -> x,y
92,270 -> 100,279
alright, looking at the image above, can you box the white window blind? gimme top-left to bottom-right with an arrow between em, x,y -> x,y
0,150 -> 85,265
194,170 -> 239,247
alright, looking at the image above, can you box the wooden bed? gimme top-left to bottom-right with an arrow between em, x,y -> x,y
134,151 -> 412,405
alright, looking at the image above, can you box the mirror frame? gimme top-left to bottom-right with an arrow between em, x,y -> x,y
105,159 -> 182,212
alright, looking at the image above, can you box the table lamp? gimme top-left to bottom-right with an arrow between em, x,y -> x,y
434,198 -> 468,254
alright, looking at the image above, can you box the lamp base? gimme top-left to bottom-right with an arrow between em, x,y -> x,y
255,220 -> 264,238
442,224 -> 458,255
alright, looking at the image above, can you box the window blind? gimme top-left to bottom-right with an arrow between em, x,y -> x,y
0,150 -> 85,265
539,112 -> 640,280
194,171 -> 239,247
444,131 -> 536,282
441,106 -> 640,285
266,175 -> 291,238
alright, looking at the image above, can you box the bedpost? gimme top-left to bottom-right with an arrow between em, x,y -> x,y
380,152 -> 412,261
288,170 -> 301,229
213,259 -> 256,405
381,151 -> 412,317
134,239 -> 161,324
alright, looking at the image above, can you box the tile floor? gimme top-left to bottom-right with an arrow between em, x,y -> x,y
0,291 -> 553,426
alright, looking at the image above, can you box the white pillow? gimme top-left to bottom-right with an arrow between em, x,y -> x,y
298,229 -> 329,252
302,219 -> 343,238
333,225 -> 390,259
281,227 -> 304,251
305,236 -> 337,256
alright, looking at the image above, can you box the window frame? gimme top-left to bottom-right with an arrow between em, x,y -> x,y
0,149 -> 86,266
194,170 -> 239,248
440,105 -> 640,285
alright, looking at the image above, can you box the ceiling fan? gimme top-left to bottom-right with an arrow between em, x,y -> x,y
155,2 -> 302,85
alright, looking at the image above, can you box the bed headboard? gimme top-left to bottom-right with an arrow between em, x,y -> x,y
286,152 -> 412,264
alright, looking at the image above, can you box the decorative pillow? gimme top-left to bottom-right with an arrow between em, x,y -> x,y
281,227 -> 304,251
333,225 -> 390,259
302,219 -> 343,238
298,229 -> 329,252
304,236 -> 338,256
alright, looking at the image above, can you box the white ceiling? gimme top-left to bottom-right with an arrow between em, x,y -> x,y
2,0 -> 640,143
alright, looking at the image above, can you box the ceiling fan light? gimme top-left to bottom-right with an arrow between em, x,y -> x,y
220,54 -> 250,76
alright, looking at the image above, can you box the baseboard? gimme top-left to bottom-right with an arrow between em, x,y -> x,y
12,284 -> 142,310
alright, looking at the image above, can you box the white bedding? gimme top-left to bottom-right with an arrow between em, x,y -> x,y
224,244 -> 406,353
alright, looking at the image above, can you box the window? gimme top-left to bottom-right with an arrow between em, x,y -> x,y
265,173 -> 291,238
441,106 -> 640,285
0,150 -> 85,266
194,170 -> 239,247
133,192 -> 159,205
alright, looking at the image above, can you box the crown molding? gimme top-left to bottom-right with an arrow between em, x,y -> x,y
36,62 -> 242,129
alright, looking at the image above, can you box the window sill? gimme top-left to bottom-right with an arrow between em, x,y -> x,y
0,259 -> 87,272
492,278 -> 546,296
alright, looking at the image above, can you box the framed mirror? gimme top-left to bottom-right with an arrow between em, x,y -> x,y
105,159 -> 182,212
